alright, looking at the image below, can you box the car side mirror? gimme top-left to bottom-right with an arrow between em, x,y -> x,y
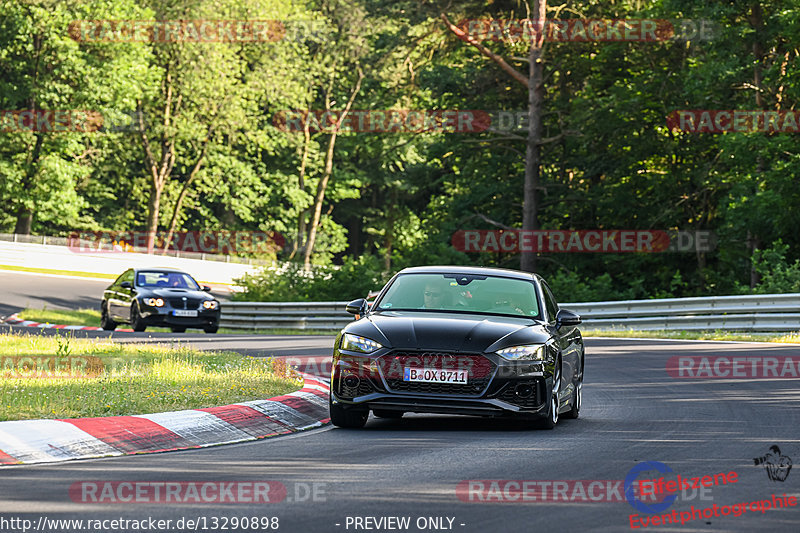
120,281 -> 132,289
346,298 -> 368,316
202,285 -> 211,292
556,308 -> 581,328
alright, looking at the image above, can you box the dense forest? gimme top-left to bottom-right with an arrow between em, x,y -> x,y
1,0 -> 799,301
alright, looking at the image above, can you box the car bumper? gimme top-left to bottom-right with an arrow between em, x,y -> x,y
330,348 -> 556,419
139,307 -> 220,327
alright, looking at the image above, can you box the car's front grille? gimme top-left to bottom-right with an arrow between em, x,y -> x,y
379,352 -> 495,396
168,297 -> 202,309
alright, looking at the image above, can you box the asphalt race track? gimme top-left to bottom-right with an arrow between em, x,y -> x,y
1,272 -> 799,532
1,335 -> 798,532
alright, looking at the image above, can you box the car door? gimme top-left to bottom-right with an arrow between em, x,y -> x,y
541,280 -> 581,404
110,269 -> 135,319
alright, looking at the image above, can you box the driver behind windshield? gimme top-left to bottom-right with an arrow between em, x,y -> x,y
169,274 -> 187,288
422,283 -> 450,309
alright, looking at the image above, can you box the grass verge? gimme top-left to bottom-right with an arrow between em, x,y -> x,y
17,307 -> 101,327
0,332 -> 302,421
15,307 -> 335,335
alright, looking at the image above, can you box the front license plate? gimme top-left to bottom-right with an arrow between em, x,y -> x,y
173,310 -> 198,317
403,367 -> 468,384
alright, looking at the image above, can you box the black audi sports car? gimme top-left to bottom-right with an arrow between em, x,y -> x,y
101,267 -> 221,333
330,266 -> 584,429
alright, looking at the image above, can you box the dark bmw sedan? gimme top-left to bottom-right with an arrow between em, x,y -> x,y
101,268 -> 221,333
330,266 -> 584,429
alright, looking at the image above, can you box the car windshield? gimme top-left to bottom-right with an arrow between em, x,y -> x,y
375,273 -> 541,319
136,271 -> 199,290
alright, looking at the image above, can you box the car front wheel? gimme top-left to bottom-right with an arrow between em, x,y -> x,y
534,360 -> 561,430
330,398 -> 368,428
563,380 -> 581,420
130,304 -> 147,332
204,324 -> 219,334
100,302 -> 117,331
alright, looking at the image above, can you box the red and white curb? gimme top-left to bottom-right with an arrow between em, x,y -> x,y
1,313 -> 133,332
0,375 -> 330,465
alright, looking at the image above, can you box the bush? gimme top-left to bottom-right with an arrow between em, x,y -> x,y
546,270 -> 621,303
234,255 -> 389,302
752,240 -> 800,293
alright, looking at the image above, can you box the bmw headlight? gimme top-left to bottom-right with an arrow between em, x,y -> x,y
202,300 -> 219,310
341,333 -> 383,354
143,297 -> 164,307
496,344 -> 547,361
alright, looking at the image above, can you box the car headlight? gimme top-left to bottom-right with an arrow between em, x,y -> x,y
496,344 -> 547,361
202,300 -> 219,310
341,333 -> 383,354
143,297 -> 164,307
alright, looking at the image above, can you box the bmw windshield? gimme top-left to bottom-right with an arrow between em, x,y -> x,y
374,273 -> 541,319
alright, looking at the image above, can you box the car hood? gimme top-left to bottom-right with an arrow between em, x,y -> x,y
346,311 -> 551,353
140,288 -> 213,299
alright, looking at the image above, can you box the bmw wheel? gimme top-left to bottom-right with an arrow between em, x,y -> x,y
130,303 -> 147,332
100,302 -> 117,331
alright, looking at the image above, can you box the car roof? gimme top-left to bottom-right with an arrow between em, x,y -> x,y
396,265 -> 541,282
133,267 -> 191,275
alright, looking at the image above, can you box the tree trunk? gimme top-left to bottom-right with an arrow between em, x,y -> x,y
748,3 -> 764,288
163,135 -> 211,253
520,1 -> 546,273
138,66 -> 177,253
145,185 -> 161,252
302,67 -> 363,270
14,208 -> 33,234
290,114 -> 312,260
303,130 -> 338,271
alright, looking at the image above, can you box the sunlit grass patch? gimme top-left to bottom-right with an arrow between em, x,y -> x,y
17,307 -> 102,327
0,333 -> 302,421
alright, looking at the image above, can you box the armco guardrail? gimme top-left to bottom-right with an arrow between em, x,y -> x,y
221,302 -> 354,331
219,293 -> 800,332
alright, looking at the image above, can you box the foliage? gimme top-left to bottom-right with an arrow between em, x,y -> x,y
235,255 -> 388,302
752,241 -> 800,294
2,0 -> 800,301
